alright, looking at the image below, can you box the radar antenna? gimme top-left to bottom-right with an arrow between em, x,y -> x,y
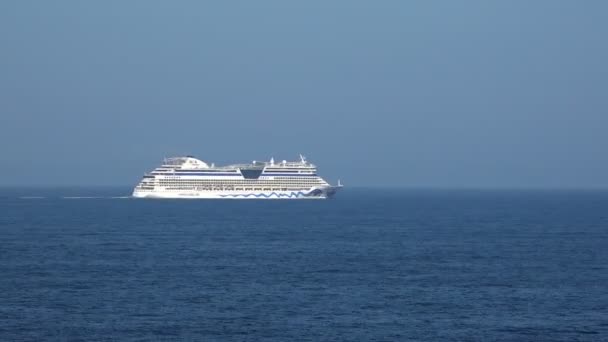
299,154 -> 306,164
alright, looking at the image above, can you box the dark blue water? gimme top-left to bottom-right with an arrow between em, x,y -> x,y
1,188 -> 607,341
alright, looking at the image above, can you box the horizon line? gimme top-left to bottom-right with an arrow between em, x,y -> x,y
1,185 -> 608,191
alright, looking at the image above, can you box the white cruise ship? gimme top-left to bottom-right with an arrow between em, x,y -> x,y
132,155 -> 342,199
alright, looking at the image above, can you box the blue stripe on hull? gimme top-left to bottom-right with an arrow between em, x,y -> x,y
157,173 -> 241,176
261,173 -> 317,177
151,173 -> 317,177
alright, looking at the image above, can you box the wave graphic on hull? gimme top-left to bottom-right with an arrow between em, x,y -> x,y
219,190 -> 321,199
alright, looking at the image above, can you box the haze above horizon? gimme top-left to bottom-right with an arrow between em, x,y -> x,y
1,1 -> 607,188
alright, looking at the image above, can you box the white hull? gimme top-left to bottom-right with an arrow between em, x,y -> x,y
132,186 -> 341,200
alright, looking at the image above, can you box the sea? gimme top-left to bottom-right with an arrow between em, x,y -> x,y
1,187 -> 607,341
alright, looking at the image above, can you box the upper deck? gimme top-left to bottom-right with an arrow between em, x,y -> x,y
159,155 -> 317,172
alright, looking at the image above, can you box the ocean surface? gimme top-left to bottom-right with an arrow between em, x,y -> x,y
1,187 -> 607,341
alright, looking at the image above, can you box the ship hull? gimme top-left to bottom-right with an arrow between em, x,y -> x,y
132,186 -> 341,199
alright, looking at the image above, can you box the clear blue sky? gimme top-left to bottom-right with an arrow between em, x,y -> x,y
1,1 -> 606,187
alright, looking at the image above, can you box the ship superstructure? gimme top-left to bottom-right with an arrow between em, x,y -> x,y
132,155 -> 342,199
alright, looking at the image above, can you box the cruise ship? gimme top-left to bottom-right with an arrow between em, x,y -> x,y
132,155 -> 342,199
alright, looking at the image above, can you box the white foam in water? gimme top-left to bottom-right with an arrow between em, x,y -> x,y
19,196 -> 46,199
61,196 -> 131,199
62,196 -> 104,199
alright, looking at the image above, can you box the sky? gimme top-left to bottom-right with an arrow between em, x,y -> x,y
1,1 -> 607,188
